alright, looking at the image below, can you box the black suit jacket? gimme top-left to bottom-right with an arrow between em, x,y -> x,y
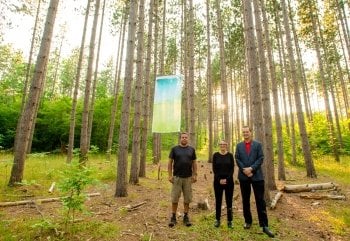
235,140 -> 264,181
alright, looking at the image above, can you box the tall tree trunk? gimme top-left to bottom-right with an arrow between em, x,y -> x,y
281,0 -> 316,177
309,0 -> 340,162
21,0 -> 41,112
188,0 -> 196,147
243,0 -> 264,143
152,0 -> 160,165
337,0 -> 350,62
287,0 -> 312,122
206,0 -> 213,162
18,0 -> 42,155
115,0 -> 139,197
274,5 -> 296,165
79,0 -> 101,163
130,0 -> 145,184
87,0 -> 106,149
106,6 -> 127,161
9,0 -> 59,186
253,0 -> 276,191
67,0 -> 91,163
215,0 -> 230,148
262,0 -> 286,181
139,0 -> 155,177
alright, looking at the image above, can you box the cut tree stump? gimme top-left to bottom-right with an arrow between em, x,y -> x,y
270,191 -> 283,209
48,182 -> 56,193
0,192 -> 101,207
299,194 -> 346,200
197,198 -> 210,210
282,182 -> 337,193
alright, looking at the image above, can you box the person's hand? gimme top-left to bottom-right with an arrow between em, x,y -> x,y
168,176 -> 174,183
191,175 -> 197,183
219,179 -> 227,185
243,167 -> 253,177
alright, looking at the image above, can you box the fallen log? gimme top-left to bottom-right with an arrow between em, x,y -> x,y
270,191 -> 283,209
299,194 -> 346,200
282,182 -> 337,193
0,192 -> 101,207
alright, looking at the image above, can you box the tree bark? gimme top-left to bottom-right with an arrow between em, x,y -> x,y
206,0 -> 213,163
130,0 -> 146,184
67,0 -> 91,163
106,5 -> 127,161
215,0 -> 230,148
115,0 -> 139,197
281,0 -> 316,177
282,182 -> 337,193
80,0 -> 101,163
9,0 -> 60,186
139,0 -> 155,177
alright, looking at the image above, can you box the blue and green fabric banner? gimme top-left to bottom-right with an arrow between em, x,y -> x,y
152,75 -> 182,133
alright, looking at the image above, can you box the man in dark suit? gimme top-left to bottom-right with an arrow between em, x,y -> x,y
235,126 -> 275,238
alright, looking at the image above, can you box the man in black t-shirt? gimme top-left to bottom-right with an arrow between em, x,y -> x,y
168,132 -> 197,227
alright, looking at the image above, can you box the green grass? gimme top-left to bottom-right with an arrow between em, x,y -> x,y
0,216 -> 120,241
313,155 -> 350,184
175,213 -> 278,241
1,152 -> 349,240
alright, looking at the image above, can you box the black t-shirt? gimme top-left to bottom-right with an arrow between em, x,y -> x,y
212,152 -> 234,182
169,145 -> 197,178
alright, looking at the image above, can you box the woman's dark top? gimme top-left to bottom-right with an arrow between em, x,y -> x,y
212,152 -> 234,182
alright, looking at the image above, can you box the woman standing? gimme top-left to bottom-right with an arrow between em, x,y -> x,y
212,140 -> 235,228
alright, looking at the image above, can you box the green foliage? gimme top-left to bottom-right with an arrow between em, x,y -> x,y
90,97 -> 115,151
57,162 -> 96,225
59,49 -> 79,97
307,113 -> 350,155
0,99 -> 20,149
0,44 -> 26,101
33,97 -> 73,152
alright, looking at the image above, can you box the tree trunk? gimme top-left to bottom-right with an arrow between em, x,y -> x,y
115,0 -> 139,197
106,6 -> 127,161
67,0 -> 91,163
215,0 -> 230,148
139,0 -> 155,177
152,0 -> 160,165
288,0 -> 312,122
253,0 -> 276,191
130,0 -> 145,184
206,0 -> 213,163
79,0 -> 101,164
309,0 -> 340,162
188,0 -> 196,147
9,0 -> 59,186
87,0 -> 106,150
281,0 -> 316,177
260,0 -> 285,181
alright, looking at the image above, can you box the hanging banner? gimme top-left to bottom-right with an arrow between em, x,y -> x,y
152,75 -> 182,133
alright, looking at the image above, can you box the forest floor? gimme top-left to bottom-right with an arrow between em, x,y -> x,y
1,160 -> 350,241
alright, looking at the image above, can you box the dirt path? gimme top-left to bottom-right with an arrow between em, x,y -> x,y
1,161 -> 349,241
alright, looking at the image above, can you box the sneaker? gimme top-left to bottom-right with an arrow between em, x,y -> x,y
168,216 -> 177,227
183,215 -> 192,227
227,221 -> 233,229
214,220 -> 220,228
